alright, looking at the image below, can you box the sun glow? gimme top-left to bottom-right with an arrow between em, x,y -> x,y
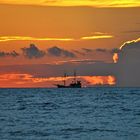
113,53 -> 119,63
83,76 -> 116,86
0,0 -> 140,7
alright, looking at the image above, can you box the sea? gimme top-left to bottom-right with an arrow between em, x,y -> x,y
0,88 -> 140,140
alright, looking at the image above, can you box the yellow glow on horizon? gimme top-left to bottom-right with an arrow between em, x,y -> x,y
0,0 -> 140,7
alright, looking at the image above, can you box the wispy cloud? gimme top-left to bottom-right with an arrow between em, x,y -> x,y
0,0 -> 140,7
0,36 -> 74,42
0,33 -> 114,42
81,35 -> 114,40
81,32 -> 114,40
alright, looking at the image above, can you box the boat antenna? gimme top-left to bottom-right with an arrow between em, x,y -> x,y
63,71 -> 67,86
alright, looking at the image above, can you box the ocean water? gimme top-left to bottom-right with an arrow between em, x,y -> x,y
0,88 -> 140,140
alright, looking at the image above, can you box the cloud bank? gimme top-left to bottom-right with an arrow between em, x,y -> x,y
0,38 -> 140,87
0,45 -> 78,59
115,38 -> 140,86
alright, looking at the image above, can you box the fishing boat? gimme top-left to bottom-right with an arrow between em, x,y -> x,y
56,71 -> 82,88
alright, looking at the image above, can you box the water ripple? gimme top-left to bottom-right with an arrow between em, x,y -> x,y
0,87 -> 140,140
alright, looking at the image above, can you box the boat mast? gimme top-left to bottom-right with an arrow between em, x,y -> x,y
74,70 -> 77,83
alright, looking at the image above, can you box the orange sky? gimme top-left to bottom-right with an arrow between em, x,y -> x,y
0,1 -> 140,87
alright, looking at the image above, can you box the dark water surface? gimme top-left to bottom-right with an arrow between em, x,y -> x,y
0,88 -> 140,140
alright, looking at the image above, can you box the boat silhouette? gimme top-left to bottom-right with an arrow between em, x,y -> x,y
56,71 -> 82,88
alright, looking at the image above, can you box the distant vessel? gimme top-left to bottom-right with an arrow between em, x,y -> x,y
56,71 -> 82,88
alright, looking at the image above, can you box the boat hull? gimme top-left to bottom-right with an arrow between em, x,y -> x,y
57,84 -> 81,88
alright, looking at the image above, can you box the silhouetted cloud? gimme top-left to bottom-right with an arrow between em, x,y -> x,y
0,50 -> 19,58
47,46 -> 76,58
116,38 -> 140,86
21,44 -> 46,59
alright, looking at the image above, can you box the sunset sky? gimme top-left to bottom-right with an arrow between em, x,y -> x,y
0,0 -> 140,87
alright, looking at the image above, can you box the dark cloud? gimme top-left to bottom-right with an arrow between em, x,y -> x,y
73,50 -> 85,56
116,38 -> 140,87
96,48 -> 107,53
0,51 -> 19,58
111,48 -> 120,54
21,44 -> 46,59
47,46 -> 76,58
72,48 -> 118,57
123,30 -> 140,33
82,48 -> 93,53
82,48 -> 119,54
